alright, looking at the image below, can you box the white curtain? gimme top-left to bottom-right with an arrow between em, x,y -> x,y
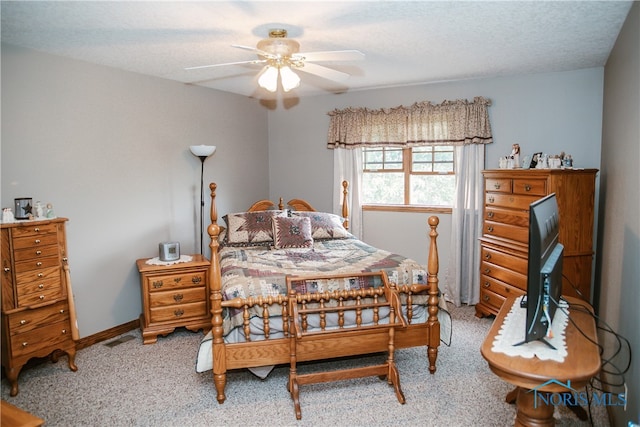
333,147 -> 363,240
445,144 -> 485,306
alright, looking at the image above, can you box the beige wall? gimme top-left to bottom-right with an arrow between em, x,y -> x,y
1,44 -> 270,336
599,2 -> 639,425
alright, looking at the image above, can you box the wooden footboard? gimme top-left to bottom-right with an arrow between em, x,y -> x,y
206,183 -> 440,404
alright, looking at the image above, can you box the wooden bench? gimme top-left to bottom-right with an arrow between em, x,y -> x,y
286,271 -> 407,420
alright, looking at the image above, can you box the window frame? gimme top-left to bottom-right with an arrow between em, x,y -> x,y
362,145 -> 455,214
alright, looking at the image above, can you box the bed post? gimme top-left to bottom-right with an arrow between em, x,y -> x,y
426,216 -> 440,374
341,180 -> 349,230
207,183 -> 227,403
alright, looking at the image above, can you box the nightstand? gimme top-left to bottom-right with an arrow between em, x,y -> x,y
136,254 -> 210,344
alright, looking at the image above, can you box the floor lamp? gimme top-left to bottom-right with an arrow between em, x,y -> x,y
189,145 -> 216,254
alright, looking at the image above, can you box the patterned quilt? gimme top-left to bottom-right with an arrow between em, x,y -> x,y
220,237 -> 429,334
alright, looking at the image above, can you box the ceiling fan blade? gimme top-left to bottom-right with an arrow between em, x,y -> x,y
232,44 -> 275,58
185,59 -> 266,71
295,62 -> 351,82
293,50 -> 365,63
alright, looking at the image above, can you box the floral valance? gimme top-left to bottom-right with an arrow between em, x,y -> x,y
327,96 -> 493,149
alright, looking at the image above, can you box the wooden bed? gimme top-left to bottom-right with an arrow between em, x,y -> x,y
203,181 -> 441,404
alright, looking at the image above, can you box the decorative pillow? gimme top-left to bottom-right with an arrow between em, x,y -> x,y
272,216 -> 313,249
291,211 -> 350,239
223,210 -> 287,245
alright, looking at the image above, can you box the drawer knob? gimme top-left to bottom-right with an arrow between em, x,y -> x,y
36,262 -> 43,266
34,227 -> 40,232
487,211 -> 494,218
487,226 -> 494,233
38,284 -> 44,289
60,309 -> 65,314
3,267 -> 9,273
62,329 -> 67,334
174,309 -> 184,318
483,295 -> 490,302
38,273 -> 44,277
20,319 -> 27,325
173,293 -> 184,302
173,277 -> 182,284
488,196 -> 495,203
22,342 -> 28,347
483,282 -> 490,288
36,250 -> 42,255
493,183 -> 501,189
192,276 -> 202,284
484,268 -> 491,274
35,239 -> 41,244
152,281 -> 163,289
484,253 -> 491,260
524,184 -> 532,192
39,295 -> 45,300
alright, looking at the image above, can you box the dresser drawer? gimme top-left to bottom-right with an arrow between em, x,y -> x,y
146,270 -> 206,292
480,275 -> 525,300
16,284 -> 64,307
512,178 -> 547,196
16,276 -> 63,299
485,178 -> 512,193
149,301 -> 207,323
481,246 -> 528,275
15,265 -> 61,285
483,220 -> 528,244
7,301 -> 70,335
479,288 -> 506,313
12,232 -> 59,250
14,244 -> 59,262
481,260 -> 527,290
486,193 -> 541,210
14,256 -> 60,274
149,286 -> 206,308
9,319 -> 72,358
10,223 -> 58,239
485,206 -> 529,228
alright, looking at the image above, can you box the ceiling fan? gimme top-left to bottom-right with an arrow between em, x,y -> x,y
185,29 -> 365,93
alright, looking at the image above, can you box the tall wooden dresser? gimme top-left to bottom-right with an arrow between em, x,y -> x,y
475,169 -> 598,318
1,218 -> 78,396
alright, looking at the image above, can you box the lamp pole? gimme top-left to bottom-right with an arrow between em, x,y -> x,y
189,145 -> 216,255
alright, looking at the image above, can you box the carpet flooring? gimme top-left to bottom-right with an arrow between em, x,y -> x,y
1,305 -> 608,426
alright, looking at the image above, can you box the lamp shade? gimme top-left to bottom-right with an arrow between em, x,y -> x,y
280,66 -> 300,92
189,145 -> 216,157
258,66 -> 279,92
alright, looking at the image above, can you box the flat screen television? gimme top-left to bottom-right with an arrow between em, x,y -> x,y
515,193 -> 564,349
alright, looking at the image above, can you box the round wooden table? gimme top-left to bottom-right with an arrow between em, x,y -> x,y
480,296 -> 601,426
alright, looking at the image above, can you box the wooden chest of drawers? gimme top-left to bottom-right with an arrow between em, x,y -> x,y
137,255 -> 210,344
1,218 -> 78,396
476,169 -> 598,317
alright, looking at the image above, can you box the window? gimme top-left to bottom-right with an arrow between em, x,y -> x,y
362,145 -> 456,209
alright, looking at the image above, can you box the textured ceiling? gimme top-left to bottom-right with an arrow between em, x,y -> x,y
1,1 -> 633,99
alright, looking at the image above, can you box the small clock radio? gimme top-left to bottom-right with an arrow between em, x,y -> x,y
159,242 -> 180,262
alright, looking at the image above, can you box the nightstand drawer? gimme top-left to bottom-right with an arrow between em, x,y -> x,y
146,271 -> 206,292
149,286 -> 206,308
149,301 -> 207,323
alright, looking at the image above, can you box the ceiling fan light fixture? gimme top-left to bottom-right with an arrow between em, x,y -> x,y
280,66 -> 300,92
258,66 -> 279,92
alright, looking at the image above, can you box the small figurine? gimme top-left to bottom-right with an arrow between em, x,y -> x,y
45,203 -> 56,219
2,208 -> 15,223
35,201 -> 44,219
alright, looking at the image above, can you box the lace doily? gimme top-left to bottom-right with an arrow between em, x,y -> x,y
491,295 -> 569,362
145,255 -> 193,266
